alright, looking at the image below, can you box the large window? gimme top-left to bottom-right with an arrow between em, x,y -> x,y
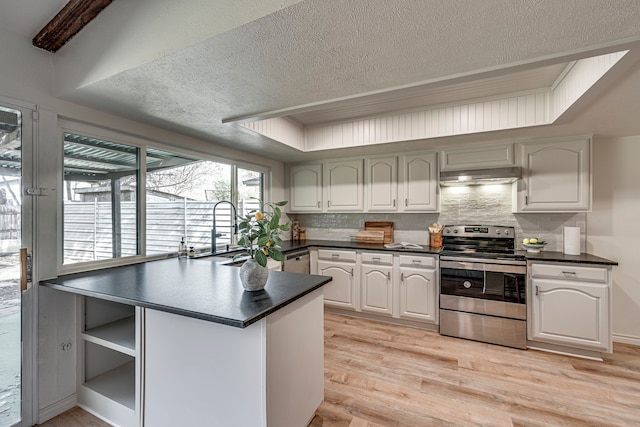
62,131 -> 266,265
63,133 -> 140,265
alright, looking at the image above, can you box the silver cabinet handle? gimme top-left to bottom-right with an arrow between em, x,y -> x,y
317,201 -> 320,208
350,268 -> 354,277
393,199 -> 396,207
387,272 -> 391,280
525,195 -> 529,205
328,200 -> 331,207
332,254 -> 340,258
412,260 -> 421,264
372,257 -> 381,262
562,271 -> 577,276
405,198 -> 408,207
535,285 -> 539,296
400,272 -> 404,282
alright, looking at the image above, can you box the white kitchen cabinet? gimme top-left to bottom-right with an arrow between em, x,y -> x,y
399,152 -> 438,212
78,297 -> 142,427
529,262 -> 611,353
323,159 -> 364,211
514,137 -> 590,212
289,164 -> 323,212
360,252 -> 393,315
317,249 -> 359,309
398,255 -> 438,323
440,143 -> 514,171
365,156 -> 398,211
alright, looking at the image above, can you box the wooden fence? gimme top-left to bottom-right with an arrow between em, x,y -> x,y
63,199 -> 259,263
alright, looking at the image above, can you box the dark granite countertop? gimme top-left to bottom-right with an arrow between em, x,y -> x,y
40,257 -> 332,328
278,239 -> 443,254
279,239 -> 617,265
519,250 -> 618,265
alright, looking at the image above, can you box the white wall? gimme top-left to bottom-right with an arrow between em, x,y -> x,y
588,136 -> 640,344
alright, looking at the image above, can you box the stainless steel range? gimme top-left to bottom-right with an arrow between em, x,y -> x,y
439,225 -> 527,349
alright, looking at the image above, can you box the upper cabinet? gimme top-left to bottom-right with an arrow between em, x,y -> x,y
365,156 -> 398,212
514,137 -> 591,212
323,159 -> 364,211
399,152 -> 438,212
289,164 -> 323,212
440,144 -> 514,171
289,152 -> 438,213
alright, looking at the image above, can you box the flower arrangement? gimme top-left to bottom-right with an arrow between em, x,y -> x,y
236,200 -> 290,267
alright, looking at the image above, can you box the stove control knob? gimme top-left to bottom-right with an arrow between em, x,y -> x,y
445,228 -> 451,234
495,229 -> 501,235
463,281 -> 472,289
453,229 -> 459,234
504,229 -> 510,235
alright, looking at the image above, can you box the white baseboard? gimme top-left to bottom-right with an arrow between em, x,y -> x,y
38,393 -> 77,424
613,333 -> 640,346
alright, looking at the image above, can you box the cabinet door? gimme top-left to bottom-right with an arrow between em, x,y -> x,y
317,260 -> 357,309
324,159 -> 364,211
365,156 -> 398,211
399,152 -> 438,212
361,264 -> 393,315
399,267 -> 437,323
290,164 -> 323,212
516,138 -> 590,211
530,278 -> 609,351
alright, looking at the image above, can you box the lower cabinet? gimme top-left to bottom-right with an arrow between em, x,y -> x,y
317,249 -> 359,309
360,253 -> 393,315
314,248 -> 438,325
529,262 -> 612,353
398,255 -> 437,323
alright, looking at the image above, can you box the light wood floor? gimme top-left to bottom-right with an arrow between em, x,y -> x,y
39,313 -> 640,426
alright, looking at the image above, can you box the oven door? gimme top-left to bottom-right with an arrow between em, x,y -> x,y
440,260 -> 526,303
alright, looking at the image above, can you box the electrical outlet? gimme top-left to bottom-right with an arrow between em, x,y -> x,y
358,219 -> 364,228
576,221 -> 586,233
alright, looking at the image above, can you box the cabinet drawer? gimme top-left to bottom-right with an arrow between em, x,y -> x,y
317,249 -> 357,262
398,255 -> 436,268
361,252 -> 393,265
531,263 -> 607,283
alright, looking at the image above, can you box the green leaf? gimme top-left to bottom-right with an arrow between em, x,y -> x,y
257,235 -> 270,246
275,201 -> 288,206
279,223 -> 290,231
269,248 -> 284,261
270,215 -> 279,229
255,250 -> 267,267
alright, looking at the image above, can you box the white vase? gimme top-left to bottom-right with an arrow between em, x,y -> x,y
239,259 -> 269,291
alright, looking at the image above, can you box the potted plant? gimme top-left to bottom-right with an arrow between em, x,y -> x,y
235,200 -> 290,290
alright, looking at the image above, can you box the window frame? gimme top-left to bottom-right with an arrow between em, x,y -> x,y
58,120 -> 270,274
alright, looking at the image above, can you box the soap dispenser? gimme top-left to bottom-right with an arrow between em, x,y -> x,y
178,237 -> 187,258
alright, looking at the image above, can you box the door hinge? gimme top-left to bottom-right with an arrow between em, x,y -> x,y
24,187 -> 48,196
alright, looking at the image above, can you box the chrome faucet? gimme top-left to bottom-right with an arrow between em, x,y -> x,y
212,200 -> 238,254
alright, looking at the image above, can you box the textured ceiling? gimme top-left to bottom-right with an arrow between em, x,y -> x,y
7,0 -> 640,161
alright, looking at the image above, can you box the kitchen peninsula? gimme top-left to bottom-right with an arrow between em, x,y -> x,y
41,257 -> 332,427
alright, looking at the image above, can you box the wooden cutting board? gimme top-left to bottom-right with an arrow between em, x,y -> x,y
351,230 -> 385,243
364,221 -> 394,244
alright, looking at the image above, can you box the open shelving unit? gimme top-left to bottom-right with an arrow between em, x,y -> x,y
78,297 -> 140,427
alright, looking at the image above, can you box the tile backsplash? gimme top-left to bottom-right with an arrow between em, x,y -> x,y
289,184 -> 586,252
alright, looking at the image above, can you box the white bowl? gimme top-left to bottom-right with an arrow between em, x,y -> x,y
522,243 -> 547,253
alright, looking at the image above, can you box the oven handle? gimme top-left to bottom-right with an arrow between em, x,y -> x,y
440,260 -> 526,274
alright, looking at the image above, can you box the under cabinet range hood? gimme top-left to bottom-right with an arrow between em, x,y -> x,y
439,167 -> 521,186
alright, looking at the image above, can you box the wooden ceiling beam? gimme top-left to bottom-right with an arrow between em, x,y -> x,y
32,0 -> 113,53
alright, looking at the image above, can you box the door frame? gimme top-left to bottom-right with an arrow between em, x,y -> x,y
1,95 -> 37,427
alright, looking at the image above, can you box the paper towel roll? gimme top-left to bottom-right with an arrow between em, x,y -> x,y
563,227 -> 581,255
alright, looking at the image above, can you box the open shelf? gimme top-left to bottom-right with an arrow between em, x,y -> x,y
83,360 -> 136,410
82,316 -> 135,356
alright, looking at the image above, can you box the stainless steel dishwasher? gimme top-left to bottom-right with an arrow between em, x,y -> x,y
283,249 -> 310,274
